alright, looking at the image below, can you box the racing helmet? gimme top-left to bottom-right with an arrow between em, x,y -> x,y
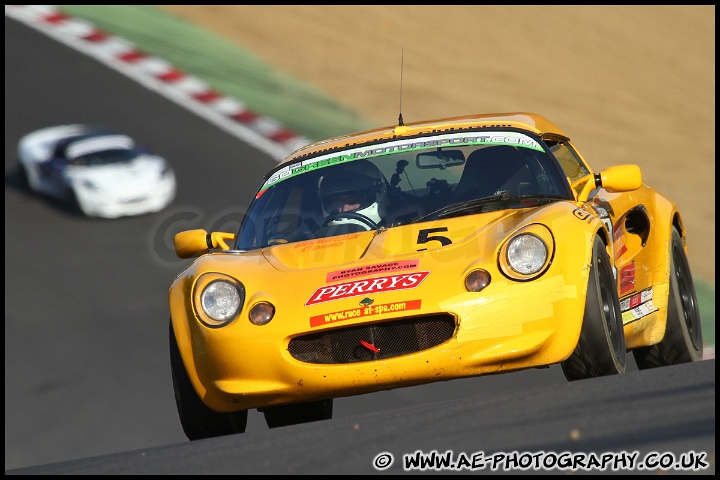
318,159 -> 388,229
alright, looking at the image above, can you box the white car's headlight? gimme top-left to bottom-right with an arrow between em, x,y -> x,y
499,225 -> 554,281
195,276 -> 245,327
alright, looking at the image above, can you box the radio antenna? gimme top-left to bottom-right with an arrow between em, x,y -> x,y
398,48 -> 404,126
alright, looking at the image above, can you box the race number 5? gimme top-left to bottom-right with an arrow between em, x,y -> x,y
417,227 -> 451,251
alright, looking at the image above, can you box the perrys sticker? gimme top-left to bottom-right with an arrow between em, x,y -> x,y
306,271 -> 430,306
326,259 -> 420,283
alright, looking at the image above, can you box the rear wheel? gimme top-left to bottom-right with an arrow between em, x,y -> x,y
262,399 -> 333,429
632,227 -> 703,368
562,236 -> 626,380
169,320 -> 248,440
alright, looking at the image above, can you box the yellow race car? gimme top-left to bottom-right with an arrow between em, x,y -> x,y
168,112 -> 703,440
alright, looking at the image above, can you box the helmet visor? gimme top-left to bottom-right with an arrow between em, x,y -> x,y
322,190 -> 373,213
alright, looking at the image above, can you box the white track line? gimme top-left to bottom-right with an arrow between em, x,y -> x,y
5,5 -> 311,162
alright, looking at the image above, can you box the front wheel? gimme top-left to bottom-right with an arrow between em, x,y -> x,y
169,320 -> 248,440
562,235 -> 626,380
632,227 -> 703,368
66,187 -> 86,215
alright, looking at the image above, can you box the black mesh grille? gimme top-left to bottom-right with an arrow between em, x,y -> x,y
288,315 -> 456,364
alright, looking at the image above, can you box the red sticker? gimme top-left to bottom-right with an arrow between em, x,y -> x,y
306,272 -> 429,306
619,263 -> 636,294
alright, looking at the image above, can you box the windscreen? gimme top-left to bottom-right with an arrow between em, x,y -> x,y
235,130 -> 571,250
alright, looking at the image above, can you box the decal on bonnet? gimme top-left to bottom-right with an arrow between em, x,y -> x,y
326,259 -> 420,283
572,208 -> 595,223
306,271 -> 430,306
294,233 -> 363,252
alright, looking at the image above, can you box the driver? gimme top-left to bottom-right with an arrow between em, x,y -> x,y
317,159 -> 388,233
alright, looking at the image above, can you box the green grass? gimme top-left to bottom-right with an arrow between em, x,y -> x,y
696,281 -> 715,348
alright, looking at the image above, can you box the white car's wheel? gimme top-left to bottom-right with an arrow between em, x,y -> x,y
17,163 -> 30,189
66,188 -> 84,213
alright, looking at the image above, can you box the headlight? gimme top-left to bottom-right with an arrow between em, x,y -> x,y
507,234 -> 547,274
499,225 -> 554,281
194,276 -> 245,327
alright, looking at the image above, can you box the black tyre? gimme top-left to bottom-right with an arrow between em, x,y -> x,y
562,236 -> 626,380
66,187 -> 85,214
632,227 -> 703,368
169,320 -> 248,440
262,399 -> 333,429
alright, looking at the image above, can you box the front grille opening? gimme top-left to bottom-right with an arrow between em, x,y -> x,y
288,314 -> 456,364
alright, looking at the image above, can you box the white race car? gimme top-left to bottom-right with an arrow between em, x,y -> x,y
17,124 -> 177,218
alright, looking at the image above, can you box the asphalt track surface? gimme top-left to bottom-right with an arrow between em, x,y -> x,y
5,15 -> 715,475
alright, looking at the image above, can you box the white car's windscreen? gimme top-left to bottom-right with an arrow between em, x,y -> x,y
66,135 -> 135,160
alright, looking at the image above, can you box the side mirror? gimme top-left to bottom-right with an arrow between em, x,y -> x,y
577,164 -> 642,203
174,229 -> 236,259
599,164 -> 643,192
416,149 -> 465,169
